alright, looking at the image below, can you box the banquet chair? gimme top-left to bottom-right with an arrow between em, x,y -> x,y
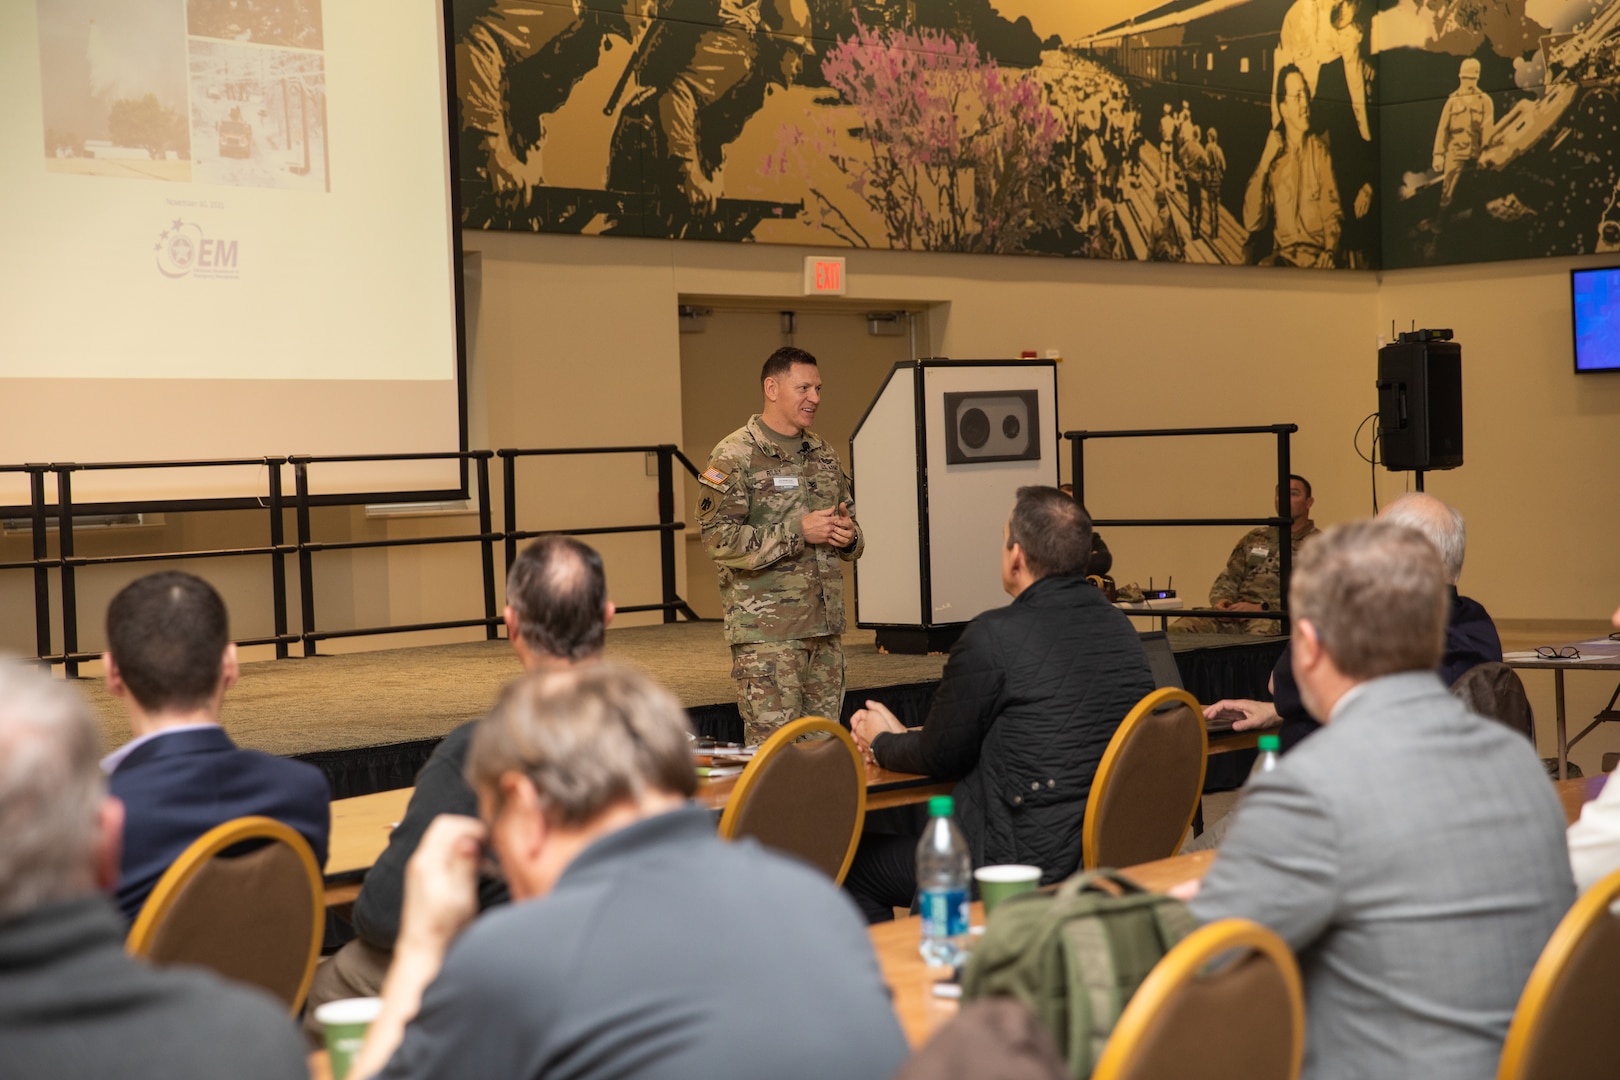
1083,687 -> 1207,870
126,815 -> 324,1014
1091,918 -> 1304,1080
1452,662 -> 1535,741
717,716 -> 866,885
1496,865 -> 1620,1079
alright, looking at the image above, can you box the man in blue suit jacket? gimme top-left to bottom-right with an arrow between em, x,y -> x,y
102,571 -> 331,923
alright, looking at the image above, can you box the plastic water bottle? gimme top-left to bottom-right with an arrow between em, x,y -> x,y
1249,734 -> 1281,782
917,795 -> 971,967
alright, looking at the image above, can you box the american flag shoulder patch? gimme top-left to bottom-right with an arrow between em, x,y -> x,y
700,467 -> 730,491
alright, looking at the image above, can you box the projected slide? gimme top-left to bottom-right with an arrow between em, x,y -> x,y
2,0 -> 463,505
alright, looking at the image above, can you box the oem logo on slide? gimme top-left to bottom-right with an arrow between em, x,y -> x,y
154,218 -> 240,279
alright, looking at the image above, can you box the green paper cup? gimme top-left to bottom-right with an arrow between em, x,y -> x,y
315,996 -> 383,1080
975,864 -> 1042,916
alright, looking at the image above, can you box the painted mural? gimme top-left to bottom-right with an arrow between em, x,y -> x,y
451,0 -> 1620,269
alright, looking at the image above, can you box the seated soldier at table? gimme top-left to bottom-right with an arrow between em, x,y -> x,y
1171,474 -> 1317,635
347,663 -> 908,1080
1204,492 -> 1502,751
0,659 -> 307,1080
303,535 -> 611,1040
846,487 -> 1153,922
1177,519 -> 1571,1080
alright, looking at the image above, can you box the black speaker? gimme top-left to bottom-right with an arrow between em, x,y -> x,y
1377,338 -> 1463,471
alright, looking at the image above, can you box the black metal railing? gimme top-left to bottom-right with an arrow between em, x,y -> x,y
17,458 -> 296,676
290,451 -> 500,657
1065,424 -> 1298,631
5,445 -> 709,670
499,445 -> 700,624
0,465 -> 54,661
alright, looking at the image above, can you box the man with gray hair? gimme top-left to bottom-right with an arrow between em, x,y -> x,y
1205,491 -> 1501,749
304,534 -> 615,1037
0,660 -> 306,1078
348,663 -> 908,1080
1178,520 -> 1572,1080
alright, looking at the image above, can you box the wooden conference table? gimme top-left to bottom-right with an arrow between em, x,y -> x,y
1505,636 -> 1620,780
308,775 -> 1600,1077
320,726 -> 1266,905
320,763 -> 955,905
875,775 -> 1600,1048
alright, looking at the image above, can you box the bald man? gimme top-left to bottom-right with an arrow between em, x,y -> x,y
1205,493 -> 1502,750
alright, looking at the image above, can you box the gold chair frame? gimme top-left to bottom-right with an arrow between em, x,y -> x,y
1496,865 -> 1620,1080
126,815 -> 324,1015
1083,686 -> 1209,870
1092,917 -> 1305,1080
717,716 -> 867,885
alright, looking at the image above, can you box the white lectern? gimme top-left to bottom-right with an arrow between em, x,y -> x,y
850,359 -> 1059,654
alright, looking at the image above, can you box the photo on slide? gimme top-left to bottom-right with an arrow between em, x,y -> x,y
187,39 -> 329,192
36,0 -> 192,181
187,0 -> 324,50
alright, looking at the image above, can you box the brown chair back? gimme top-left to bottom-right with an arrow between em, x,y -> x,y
1082,688 -> 1208,870
126,816 -> 324,1014
1092,919 -> 1304,1080
1497,866 -> 1620,1080
1452,662 -> 1535,741
717,717 -> 866,884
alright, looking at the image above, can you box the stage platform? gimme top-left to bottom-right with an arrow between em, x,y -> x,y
79,622 -> 1285,799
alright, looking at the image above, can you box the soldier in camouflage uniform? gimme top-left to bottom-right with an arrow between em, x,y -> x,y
1172,474 -> 1317,635
698,347 -> 863,744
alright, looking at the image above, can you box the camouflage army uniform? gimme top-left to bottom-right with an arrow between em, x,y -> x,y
698,415 -> 863,744
1171,522 -> 1319,636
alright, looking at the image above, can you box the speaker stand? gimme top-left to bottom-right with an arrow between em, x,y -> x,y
1414,470 -> 1426,492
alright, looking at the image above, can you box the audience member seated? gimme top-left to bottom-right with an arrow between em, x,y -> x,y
1564,603 -> 1620,893
304,535 -> 612,1035
844,487 -> 1153,923
1178,519 -> 1573,1080
103,571 -> 330,924
0,659 -> 307,1079
1205,492 -> 1502,751
1171,473 -> 1317,635
348,663 -> 909,1080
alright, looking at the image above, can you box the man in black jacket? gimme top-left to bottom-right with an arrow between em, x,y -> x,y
845,487 -> 1155,923
300,535 -> 612,1040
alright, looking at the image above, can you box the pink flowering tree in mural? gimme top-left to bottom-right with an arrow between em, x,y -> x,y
765,17 -> 1063,253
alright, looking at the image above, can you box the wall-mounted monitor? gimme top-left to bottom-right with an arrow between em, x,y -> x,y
1572,266 -> 1620,373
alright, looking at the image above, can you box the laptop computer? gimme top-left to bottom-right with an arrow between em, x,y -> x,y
1139,630 -> 1239,733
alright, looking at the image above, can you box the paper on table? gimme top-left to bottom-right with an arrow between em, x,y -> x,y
1505,650 -> 1611,663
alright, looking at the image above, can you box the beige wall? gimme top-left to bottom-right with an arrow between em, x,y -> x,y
8,232 -> 1620,766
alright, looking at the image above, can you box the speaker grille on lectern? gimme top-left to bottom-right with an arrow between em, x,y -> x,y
1377,340 -> 1463,472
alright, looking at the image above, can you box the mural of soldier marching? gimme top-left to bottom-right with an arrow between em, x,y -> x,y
450,0 -> 1620,270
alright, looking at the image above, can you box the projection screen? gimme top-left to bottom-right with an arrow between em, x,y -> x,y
0,0 -> 465,510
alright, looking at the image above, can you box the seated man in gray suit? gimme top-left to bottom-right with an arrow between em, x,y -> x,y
1178,519 -> 1573,1080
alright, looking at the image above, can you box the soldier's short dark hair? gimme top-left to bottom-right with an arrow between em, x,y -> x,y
1007,486 -> 1093,580
506,536 -> 608,662
1289,473 -> 1311,498
761,346 -> 817,384
106,571 -> 230,713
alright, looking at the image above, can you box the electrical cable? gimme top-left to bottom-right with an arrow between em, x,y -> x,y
1353,411 -> 1380,512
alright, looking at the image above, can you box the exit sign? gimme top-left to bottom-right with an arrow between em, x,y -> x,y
804,256 -> 846,296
